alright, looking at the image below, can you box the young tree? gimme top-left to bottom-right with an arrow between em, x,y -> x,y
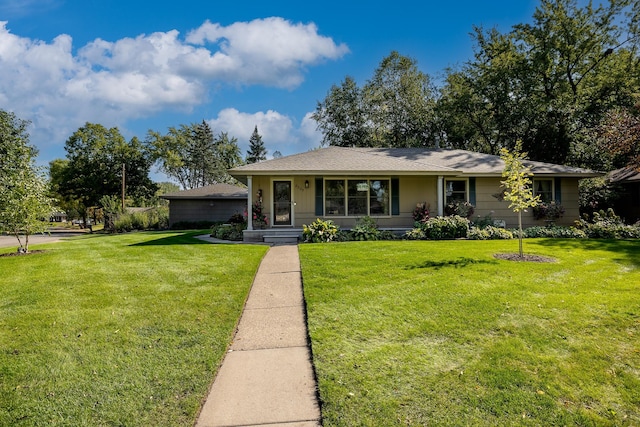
0,110 -> 54,252
500,141 -> 541,258
246,125 -> 267,163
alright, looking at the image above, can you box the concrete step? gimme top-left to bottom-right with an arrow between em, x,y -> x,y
263,234 -> 300,244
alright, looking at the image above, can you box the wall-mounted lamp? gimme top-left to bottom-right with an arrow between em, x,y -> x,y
304,180 -> 309,189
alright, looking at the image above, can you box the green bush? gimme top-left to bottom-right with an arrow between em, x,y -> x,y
210,223 -> 245,241
403,228 -> 426,240
468,226 -> 514,240
420,215 -> 470,239
114,215 -> 133,232
112,207 -> 169,233
575,209 -> 640,239
303,218 -> 340,243
522,226 -> 587,239
349,216 -> 381,241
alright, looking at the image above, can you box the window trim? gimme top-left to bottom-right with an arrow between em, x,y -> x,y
533,178 -> 554,203
444,178 -> 469,204
323,177 -> 392,218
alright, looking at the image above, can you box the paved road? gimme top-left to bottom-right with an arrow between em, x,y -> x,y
0,231 -> 86,249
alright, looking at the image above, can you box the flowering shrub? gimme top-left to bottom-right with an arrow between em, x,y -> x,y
419,215 -> 470,239
445,201 -> 475,218
468,226 -> 514,240
522,226 -> 586,239
403,228 -> 426,240
302,218 -> 340,243
251,200 -> 268,227
412,203 -> 430,223
532,201 -> 565,221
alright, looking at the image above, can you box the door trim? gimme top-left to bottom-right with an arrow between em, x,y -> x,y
271,179 -> 294,227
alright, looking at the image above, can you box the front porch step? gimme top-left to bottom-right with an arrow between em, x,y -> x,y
263,234 -> 300,244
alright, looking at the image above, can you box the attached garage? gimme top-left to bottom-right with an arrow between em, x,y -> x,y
161,183 -> 248,228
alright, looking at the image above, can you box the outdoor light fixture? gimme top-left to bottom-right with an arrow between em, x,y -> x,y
304,180 -> 309,188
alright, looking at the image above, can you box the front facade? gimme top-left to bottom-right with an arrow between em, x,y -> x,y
230,147 -> 599,242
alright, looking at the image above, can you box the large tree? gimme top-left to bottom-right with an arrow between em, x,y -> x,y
246,125 -> 267,163
313,51 -> 437,148
57,123 -> 157,224
0,110 -> 54,252
439,0 -> 639,166
147,122 -> 242,189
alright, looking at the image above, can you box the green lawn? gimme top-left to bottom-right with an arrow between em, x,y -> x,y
0,231 -> 268,426
299,239 -> 640,426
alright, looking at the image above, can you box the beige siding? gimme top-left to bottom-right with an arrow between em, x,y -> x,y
248,174 -> 583,229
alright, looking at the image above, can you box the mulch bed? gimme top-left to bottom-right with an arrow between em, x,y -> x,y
0,250 -> 46,257
494,253 -> 557,263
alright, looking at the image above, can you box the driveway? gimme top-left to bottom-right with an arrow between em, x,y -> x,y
0,230 -> 87,249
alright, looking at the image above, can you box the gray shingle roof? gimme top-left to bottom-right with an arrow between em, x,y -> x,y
230,147 -> 599,177
160,183 -> 247,199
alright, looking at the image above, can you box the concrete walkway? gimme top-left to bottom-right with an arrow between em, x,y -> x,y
195,244 -> 321,427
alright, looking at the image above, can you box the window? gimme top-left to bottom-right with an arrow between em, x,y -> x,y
325,179 -> 390,216
325,180 -> 345,215
445,180 -> 467,204
533,179 -> 553,202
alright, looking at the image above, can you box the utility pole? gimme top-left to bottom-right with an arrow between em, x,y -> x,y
121,163 -> 125,211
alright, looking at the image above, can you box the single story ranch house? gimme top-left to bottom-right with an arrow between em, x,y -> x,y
229,147 -> 600,243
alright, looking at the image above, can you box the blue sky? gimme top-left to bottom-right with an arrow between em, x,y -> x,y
0,0 -> 541,181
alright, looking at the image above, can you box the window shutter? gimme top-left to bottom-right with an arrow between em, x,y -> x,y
469,178 -> 476,205
391,178 -> 400,215
554,177 -> 562,203
315,178 -> 323,216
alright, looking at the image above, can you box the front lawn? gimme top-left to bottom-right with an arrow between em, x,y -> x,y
0,231 -> 268,426
300,239 -> 640,426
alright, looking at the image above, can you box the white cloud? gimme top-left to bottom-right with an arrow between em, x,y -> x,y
0,19 -> 347,159
206,108 -> 323,157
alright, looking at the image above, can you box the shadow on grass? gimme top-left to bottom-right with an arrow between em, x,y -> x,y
534,238 -> 640,267
130,231 -> 211,246
405,257 -> 498,270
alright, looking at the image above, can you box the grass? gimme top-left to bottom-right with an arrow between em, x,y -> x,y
299,239 -> 640,426
0,231 -> 268,426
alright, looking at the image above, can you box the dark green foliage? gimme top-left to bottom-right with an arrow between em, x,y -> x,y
302,218 -> 340,243
522,226 -> 587,239
575,209 -> 640,238
468,226 -> 514,240
419,215 -> 470,239
210,223 -> 245,241
246,125 -> 267,163
113,207 -> 169,232
349,216 -> 381,241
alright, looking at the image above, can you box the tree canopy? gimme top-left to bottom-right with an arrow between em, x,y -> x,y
313,51 -> 437,148
54,123 -> 157,222
147,121 -> 242,189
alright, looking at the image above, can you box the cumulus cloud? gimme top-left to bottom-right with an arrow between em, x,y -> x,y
206,108 -> 323,157
0,19 -> 347,158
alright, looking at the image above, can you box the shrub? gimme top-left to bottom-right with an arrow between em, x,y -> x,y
523,226 -> 587,239
575,209 -> 640,239
302,218 -> 340,243
349,216 -> 381,241
412,203 -> 430,223
420,215 -> 470,240
468,226 -> 514,240
403,228 -> 426,240
114,215 -> 133,232
472,212 -> 495,229
210,223 -> 245,241
444,201 -> 475,218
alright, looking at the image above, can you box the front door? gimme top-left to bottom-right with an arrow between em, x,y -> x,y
273,181 -> 292,226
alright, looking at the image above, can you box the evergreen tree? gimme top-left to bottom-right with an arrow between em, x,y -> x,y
246,125 -> 267,163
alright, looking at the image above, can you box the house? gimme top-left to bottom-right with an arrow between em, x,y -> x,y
609,167 -> 640,223
160,183 -> 248,228
229,147 -> 600,242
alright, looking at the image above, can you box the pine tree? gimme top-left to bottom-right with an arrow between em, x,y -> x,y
246,126 -> 267,163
